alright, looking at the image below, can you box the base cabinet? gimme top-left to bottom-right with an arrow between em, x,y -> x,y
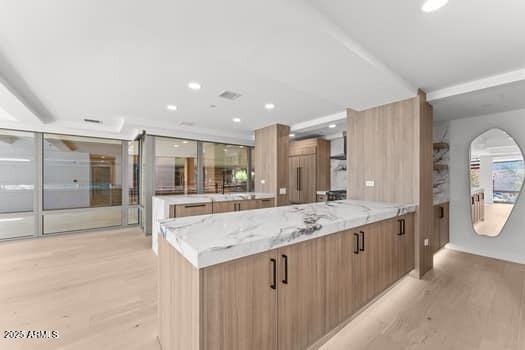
158,213 -> 415,350
432,203 -> 449,254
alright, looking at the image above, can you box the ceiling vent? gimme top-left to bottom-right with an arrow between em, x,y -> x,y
83,118 -> 102,124
218,90 -> 242,100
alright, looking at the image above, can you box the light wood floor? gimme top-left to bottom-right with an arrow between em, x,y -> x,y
0,228 -> 159,350
1,229 -> 524,350
475,203 -> 513,237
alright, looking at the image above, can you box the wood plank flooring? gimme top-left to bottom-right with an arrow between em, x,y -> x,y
1,228 -> 524,350
0,228 -> 159,350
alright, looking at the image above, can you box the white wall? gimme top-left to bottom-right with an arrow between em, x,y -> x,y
448,108 -> 525,264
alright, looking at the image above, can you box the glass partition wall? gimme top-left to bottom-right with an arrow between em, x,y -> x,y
0,130 -> 36,239
0,128 -> 253,240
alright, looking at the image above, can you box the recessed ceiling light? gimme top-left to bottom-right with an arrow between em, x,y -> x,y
239,145 -> 244,148
173,144 -> 179,148
232,117 -> 241,123
182,140 -> 189,144
328,124 -> 336,129
265,103 -> 275,110
421,0 -> 448,13
166,105 -> 177,111
289,133 -> 295,137
188,82 -> 201,90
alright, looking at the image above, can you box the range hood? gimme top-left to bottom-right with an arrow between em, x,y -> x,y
330,132 -> 347,160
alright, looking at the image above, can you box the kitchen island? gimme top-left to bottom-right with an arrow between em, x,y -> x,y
151,192 -> 274,254
158,200 -> 416,350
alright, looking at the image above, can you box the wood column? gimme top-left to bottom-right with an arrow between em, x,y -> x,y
254,124 -> 290,206
346,90 -> 433,278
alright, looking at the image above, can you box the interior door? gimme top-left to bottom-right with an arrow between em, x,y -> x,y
288,156 -> 301,204
277,239 -> 326,350
300,154 -> 316,204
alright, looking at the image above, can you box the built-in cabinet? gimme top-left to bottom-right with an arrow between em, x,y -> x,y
432,202 -> 449,254
168,198 -> 274,218
471,192 -> 484,224
158,213 -> 415,350
288,139 -> 330,204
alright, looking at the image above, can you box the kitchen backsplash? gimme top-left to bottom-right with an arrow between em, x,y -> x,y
331,159 -> 347,190
433,123 -> 449,205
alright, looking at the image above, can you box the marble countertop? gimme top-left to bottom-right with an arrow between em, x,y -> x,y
153,192 -> 274,205
471,188 -> 485,196
160,200 -> 416,269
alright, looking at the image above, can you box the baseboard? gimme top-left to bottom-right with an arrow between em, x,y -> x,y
445,243 -> 525,265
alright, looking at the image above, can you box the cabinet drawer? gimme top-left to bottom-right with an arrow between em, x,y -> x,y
213,201 -> 238,214
170,203 -> 212,218
259,198 -> 274,209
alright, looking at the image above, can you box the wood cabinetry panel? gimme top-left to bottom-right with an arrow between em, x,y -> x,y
202,251 -> 278,350
277,238 -> 326,350
170,203 -> 212,218
239,199 -> 258,210
212,201 -> 237,214
324,230 -> 355,330
258,198 -> 274,209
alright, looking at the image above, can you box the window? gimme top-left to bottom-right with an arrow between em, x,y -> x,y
43,134 -> 123,210
202,143 -> 249,193
0,129 -> 35,213
155,137 -> 197,195
128,140 -> 140,224
43,134 -> 123,234
493,159 -> 525,204
0,129 -> 35,239
128,141 -> 139,205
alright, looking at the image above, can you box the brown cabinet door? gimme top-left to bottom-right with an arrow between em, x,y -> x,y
351,226 -> 368,312
288,156 -> 301,204
299,154 -> 316,204
324,230 -> 355,331
212,200 -> 238,214
432,205 -> 441,254
258,198 -> 274,208
439,203 -> 449,248
173,203 -> 213,218
404,214 -> 415,274
239,199 -> 258,211
202,250 -> 278,350
277,238 -> 326,350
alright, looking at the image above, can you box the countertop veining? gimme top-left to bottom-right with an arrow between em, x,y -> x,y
160,199 -> 416,269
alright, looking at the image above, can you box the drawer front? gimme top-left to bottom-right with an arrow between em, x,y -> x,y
172,203 -> 212,218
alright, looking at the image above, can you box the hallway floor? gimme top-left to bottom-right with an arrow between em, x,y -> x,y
1,229 -> 524,350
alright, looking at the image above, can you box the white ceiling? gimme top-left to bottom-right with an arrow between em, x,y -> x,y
306,0 -> 525,91
432,79 -> 525,122
471,128 -> 523,159
0,0 -> 524,141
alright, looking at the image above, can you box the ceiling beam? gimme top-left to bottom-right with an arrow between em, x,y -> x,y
427,68 -> 525,102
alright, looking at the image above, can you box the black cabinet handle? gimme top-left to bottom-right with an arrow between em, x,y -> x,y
281,254 -> 288,284
270,258 -> 276,290
440,206 -> 444,219
296,168 -> 300,191
184,204 -> 206,208
398,219 -> 406,235
359,231 -> 365,251
472,197 -> 474,205
402,219 -> 406,235
297,167 -> 303,191
353,233 -> 359,254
